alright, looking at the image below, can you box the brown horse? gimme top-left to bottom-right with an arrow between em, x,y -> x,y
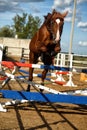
27,9 -> 68,91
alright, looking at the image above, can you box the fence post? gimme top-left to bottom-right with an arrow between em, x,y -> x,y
21,48 -> 24,59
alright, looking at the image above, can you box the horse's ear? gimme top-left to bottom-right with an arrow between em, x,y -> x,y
44,15 -> 47,19
52,9 -> 56,14
44,13 -> 51,20
62,11 -> 68,18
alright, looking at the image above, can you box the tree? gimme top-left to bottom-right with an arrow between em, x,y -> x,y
25,15 -> 41,39
12,13 -> 41,39
0,26 -> 14,37
12,13 -> 27,38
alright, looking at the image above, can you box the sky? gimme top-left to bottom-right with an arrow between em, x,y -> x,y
0,0 -> 87,55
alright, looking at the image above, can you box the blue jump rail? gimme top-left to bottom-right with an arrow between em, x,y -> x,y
0,90 -> 87,105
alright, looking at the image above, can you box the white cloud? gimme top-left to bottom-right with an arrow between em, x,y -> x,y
78,41 -> 87,46
52,0 -> 73,9
63,7 -> 72,14
77,0 -> 87,4
77,21 -> 87,31
52,0 -> 87,10
77,22 -> 87,28
65,17 -> 72,22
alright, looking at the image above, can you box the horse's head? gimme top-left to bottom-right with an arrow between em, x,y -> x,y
46,9 -> 68,43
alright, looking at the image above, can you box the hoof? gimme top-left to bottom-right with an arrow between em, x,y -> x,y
26,86 -> 30,92
41,82 -> 44,86
40,82 -> 44,92
40,89 -> 44,93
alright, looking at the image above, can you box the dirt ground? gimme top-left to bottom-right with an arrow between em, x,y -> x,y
0,57 -> 87,130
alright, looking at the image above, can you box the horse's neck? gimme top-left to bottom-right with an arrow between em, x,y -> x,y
40,22 -> 50,36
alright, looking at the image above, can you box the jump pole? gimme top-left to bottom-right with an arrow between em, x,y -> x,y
0,60 -> 69,88
0,71 -> 63,94
1,61 -> 70,71
0,70 -> 87,112
18,69 -> 66,85
0,71 -> 87,95
0,90 -> 87,105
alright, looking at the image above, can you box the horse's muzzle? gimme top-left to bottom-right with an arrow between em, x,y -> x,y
55,46 -> 61,53
55,37 -> 61,43
40,46 -> 47,52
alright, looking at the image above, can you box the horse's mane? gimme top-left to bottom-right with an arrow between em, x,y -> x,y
44,13 -> 52,24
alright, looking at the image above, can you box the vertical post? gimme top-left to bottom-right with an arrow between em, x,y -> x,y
21,48 -> 24,60
0,44 -> 3,70
68,0 -> 77,82
69,0 -> 77,54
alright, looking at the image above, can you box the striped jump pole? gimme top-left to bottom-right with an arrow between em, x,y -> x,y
1,71 -> 87,95
0,71 -> 62,94
0,61 -> 69,88
1,61 -> 70,71
0,66 -> 19,89
19,69 -> 66,85
19,69 -> 56,77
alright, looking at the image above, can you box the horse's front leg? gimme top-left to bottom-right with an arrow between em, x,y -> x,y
27,67 -> 34,91
27,51 -> 38,91
41,68 -> 48,85
40,53 -> 52,92
41,68 -> 48,92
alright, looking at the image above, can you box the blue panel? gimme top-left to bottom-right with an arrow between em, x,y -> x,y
0,90 -> 87,105
82,69 -> 87,73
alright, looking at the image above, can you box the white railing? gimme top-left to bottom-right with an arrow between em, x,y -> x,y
54,53 -> 87,69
